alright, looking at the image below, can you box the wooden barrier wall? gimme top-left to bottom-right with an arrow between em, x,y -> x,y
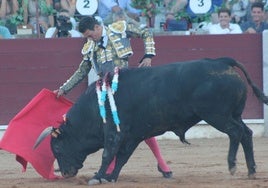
0,34 -> 263,125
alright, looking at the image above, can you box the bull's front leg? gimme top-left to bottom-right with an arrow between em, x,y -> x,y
88,149 -> 115,185
89,125 -> 124,185
107,140 -> 140,182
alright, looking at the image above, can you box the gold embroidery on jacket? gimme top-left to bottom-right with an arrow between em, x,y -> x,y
107,21 -> 133,58
81,39 -> 94,55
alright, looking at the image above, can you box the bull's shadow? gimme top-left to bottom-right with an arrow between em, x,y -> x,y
35,57 -> 268,185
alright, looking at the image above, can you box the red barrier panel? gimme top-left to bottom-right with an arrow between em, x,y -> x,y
0,34 -> 263,124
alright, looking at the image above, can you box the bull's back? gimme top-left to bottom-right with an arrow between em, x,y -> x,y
178,58 -> 246,96
118,57 -> 245,101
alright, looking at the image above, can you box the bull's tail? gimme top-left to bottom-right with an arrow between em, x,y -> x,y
221,57 -> 268,105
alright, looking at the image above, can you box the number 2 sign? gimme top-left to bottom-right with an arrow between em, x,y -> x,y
76,0 -> 98,15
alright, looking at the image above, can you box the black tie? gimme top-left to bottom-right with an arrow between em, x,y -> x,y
98,37 -> 105,49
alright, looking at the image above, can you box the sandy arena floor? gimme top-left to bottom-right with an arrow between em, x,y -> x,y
1,137 -> 268,188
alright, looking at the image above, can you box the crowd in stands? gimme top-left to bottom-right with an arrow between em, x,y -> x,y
0,0 -> 268,39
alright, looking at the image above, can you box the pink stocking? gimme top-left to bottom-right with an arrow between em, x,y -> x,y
145,137 -> 171,172
106,157 -> 116,174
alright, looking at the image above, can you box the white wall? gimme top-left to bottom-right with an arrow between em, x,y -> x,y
263,30 -> 268,137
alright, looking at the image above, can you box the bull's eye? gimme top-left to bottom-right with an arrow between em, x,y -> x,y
53,144 -> 61,154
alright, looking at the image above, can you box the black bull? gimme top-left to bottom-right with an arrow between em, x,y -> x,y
35,57 -> 268,184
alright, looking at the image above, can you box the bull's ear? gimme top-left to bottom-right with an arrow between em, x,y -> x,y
33,126 -> 53,149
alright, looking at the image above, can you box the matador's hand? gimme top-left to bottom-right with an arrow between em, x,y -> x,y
139,58 -> 152,67
53,89 -> 64,98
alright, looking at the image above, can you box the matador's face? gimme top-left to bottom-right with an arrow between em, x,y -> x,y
83,24 -> 102,42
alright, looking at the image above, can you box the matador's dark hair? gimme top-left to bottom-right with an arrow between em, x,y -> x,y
78,16 -> 100,33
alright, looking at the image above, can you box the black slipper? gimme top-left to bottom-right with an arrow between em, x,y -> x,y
157,164 -> 173,178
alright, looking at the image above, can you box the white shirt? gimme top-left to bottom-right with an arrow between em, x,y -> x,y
45,27 -> 83,38
209,23 -> 242,34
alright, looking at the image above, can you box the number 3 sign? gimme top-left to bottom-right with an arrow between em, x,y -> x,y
189,0 -> 212,14
76,0 -> 98,15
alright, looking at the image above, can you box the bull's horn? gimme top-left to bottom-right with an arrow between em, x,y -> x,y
33,126 -> 53,149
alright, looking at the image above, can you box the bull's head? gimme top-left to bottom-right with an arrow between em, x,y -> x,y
34,125 -> 88,178
34,91 -> 104,178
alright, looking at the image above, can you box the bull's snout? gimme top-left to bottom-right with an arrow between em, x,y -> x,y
61,168 -> 78,178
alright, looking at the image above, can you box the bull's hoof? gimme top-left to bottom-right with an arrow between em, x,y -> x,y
229,166 -> 237,175
157,164 -> 173,178
248,173 -> 256,180
88,178 -> 114,185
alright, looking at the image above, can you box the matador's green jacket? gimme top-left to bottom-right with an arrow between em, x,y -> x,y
60,20 -> 156,94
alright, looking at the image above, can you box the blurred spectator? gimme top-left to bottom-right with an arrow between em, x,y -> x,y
163,0 -> 188,31
98,0 -> 151,26
119,0 -> 142,22
111,9 -> 141,27
22,0 -> 55,34
226,0 -> 249,24
0,0 -> 19,34
52,0 -> 61,28
240,2 -> 268,33
58,8 -> 77,29
244,0 -> 268,22
60,0 -> 76,17
164,0 -> 188,20
53,0 -> 61,11
244,0 -> 258,22
264,0 -> 268,22
0,0 -> 19,19
0,25 -> 12,39
97,0 -> 123,25
208,7 -> 242,34
45,9 -> 82,38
